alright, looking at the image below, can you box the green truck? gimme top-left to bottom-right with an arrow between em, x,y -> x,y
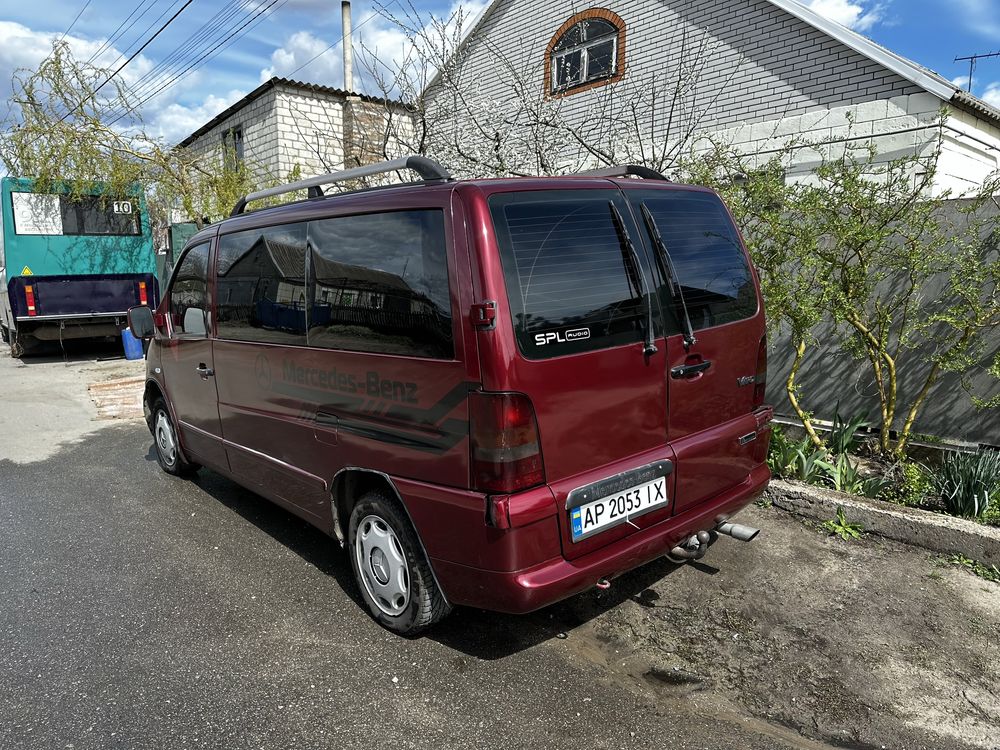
0,177 -> 159,356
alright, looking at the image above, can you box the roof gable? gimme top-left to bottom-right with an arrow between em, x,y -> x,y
439,0 -> 1000,127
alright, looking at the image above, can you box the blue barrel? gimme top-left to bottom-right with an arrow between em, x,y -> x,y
121,328 -> 144,360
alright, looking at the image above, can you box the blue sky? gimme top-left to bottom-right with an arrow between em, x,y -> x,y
1,0 -> 999,144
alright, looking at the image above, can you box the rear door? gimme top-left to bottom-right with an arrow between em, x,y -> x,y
624,187 -> 765,514
482,187 -> 674,559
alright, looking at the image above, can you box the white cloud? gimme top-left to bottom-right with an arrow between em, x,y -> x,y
982,82 -> 1000,108
0,20 -> 154,105
261,30 -> 345,87
260,0 -> 488,94
144,89 -> 248,144
952,75 -> 972,89
804,0 -> 885,31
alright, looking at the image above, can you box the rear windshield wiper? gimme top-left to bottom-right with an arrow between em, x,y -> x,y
608,202 -> 657,356
639,203 -> 697,349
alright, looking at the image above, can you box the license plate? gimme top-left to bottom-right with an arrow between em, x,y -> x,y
570,476 -> 669,542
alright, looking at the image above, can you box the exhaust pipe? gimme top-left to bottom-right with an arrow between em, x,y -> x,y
716,521 -> 760,542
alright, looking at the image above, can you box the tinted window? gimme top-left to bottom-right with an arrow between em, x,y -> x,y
489,191 -> 653,359
630,190 -> 756,330
60,196 -> 141,236
307,210 -> 453,358
169,242 -> 210,336
216,223 -> 308,346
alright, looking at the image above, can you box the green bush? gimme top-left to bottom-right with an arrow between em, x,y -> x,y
767,424 -> 796,478
882,461 -> 932,507
933,450 -> 1000,519
827,408 -> 868,456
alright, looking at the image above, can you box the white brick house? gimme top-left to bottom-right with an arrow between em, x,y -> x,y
425,0 -> 1000,192
178,77 -> 410,182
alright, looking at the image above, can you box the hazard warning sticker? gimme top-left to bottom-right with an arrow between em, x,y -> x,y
21,266 -> 33,275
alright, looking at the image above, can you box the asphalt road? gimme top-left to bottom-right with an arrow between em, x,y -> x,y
0,419 -> 804,750
2,351 -> 997,750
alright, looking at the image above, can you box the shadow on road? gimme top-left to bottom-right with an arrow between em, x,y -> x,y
14,337 -> 126,364
184,463 -> 364,608
153,437 -> 713,661
428,558 -> 693,660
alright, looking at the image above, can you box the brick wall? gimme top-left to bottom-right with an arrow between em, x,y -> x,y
425,0 -> 1000,187
183,89 -> 280,180
274,86 -> 347,176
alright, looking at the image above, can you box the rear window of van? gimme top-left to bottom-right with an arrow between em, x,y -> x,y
489,189 -> 756,360
628,189 -> 757,331
489,190 -> 652,359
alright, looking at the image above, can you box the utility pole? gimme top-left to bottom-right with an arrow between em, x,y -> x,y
954,50 -> 1000,93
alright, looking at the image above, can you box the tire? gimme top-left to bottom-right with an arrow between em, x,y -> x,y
348,490 -> 451,635
150,397 -> 199,477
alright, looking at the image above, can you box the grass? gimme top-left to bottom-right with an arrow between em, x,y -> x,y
821,506 -> 864,541
937,553 -> 1000,584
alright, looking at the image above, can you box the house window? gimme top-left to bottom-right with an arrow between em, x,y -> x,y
546,10 -> 625,96
222,125 -> 244,167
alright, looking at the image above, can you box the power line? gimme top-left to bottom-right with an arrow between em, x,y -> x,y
87,0 -> 158,64
59,0 -> 197,123
108,0 -> 289,126
111,0 -> 188,71
110,0 -> 251,112
58,0 -> 94,45
34,0 -> 95,71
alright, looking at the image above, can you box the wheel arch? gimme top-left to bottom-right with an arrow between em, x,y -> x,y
142,378 -> 166,432
330,467 -> 449,607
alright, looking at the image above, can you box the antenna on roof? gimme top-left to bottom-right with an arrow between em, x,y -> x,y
954,50 -> 1000,93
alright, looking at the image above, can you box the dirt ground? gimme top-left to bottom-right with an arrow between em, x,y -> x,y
540,501 -> 1000,749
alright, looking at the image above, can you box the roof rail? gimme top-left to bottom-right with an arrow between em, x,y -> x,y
577,165 -> 668,181
230,155 -> 452,216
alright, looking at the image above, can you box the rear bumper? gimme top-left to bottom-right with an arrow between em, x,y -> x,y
431,463 -> 770,614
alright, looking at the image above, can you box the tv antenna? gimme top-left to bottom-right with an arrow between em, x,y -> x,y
955,50 -> 1000,92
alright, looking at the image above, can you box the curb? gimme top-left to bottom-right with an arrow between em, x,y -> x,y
765,479 -> 1000,568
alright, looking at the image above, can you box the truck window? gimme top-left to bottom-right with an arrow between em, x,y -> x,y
216,223 -> 308,346
306,209 -> 453,359
169,242 -> 210,336
60,195 -> 141,236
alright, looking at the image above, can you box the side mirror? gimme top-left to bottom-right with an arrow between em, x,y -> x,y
128,305 -> 156,340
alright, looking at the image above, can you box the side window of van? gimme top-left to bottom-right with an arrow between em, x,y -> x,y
306,210 -> 453,359
215,223 -> 308,346
169,242 -> 210,336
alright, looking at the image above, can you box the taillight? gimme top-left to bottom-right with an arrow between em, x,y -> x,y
24,285 -> 37,317
138,281 -> 148,306
753,335 -> 767,407
470,392 -> 545,494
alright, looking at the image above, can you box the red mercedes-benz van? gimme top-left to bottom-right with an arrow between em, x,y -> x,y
128,157 -> 772,634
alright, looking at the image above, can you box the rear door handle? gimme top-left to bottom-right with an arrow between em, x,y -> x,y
196,363 -> 215,378
671,360 -> 712,379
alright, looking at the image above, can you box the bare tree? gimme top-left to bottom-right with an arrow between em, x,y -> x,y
347,0 -> 744,179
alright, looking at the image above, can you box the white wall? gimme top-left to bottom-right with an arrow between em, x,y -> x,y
183,89 -> 281,181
